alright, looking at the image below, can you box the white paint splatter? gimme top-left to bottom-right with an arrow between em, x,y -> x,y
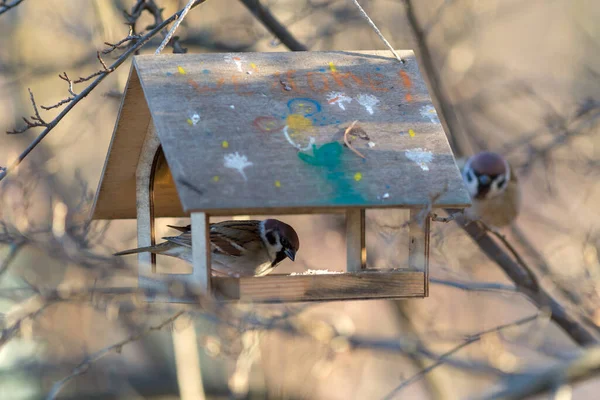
368,141 -> 376,148
405,148 -> 434,171
224,152 -> 253,180
189,113 -> 200,125
420,104 -> 440,124
290,269 -> 344,275
326,91 -> 352,110
283,126 -> 316,151
230,105 -> 235,109
224,54 -> 244,72
356,94 -> 379,115
382,193 -> 390,199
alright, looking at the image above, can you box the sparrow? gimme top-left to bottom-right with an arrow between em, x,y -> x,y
457,151 -> 521,227
114,219 -> 300,277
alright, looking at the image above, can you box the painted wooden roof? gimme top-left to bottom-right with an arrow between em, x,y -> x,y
92,50 -> 470,219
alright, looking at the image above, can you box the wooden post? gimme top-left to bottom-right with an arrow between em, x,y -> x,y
408,209 -> 430,296
346,209 -> 366,272
191,212 -> 211,295
173,315 -> 206,400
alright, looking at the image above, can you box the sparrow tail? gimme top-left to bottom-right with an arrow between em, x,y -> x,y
166,224 -> 190,233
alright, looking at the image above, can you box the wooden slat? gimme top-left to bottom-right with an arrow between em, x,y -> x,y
212,270 -> 425,302
191,212 -> 211,295
346,209 -> 366,272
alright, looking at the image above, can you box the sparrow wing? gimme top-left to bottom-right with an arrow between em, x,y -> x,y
209,220 -> 263,258
163,231 -> 192,248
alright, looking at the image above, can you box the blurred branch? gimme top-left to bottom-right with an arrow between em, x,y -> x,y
0,241 -> 23,276
459,218 -> 600,346
0,0 -> 24,16
383,314 -> 541,400
478,346 -> 600,400
0,0 -> 209,182
239,0 -> 308,51
401,0 -> 465,154
46,311 -> 184,400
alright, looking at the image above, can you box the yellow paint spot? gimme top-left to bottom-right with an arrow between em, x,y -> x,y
222,140 -> 229,148
329,62 -> 336,72
286,114 -> 313,134
274,180 -> 281,188
409,129 -> 416,138
177,66 -> 186,75
213,176 -> 220,182
354,172 -> 362,181
187,118 -> 193,125
250,62 -> 257,69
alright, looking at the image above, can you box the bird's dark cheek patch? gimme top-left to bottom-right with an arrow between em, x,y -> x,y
266,231 -> 277,246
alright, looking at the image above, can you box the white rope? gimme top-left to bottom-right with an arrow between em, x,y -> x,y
155,0 -> 196,55
350,0 -> 404,63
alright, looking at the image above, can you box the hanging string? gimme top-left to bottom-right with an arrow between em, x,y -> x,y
155,0 -> 197,55
350,0 -> 405,63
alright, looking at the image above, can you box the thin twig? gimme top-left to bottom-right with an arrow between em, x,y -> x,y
155,0 -> 196,55
46,311 -> 185,400
343,120 -> 366,159
350,0 -> 404,63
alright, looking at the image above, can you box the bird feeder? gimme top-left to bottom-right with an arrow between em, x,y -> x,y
91,50 -> 470,302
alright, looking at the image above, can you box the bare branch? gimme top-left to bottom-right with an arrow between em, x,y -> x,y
239,0 -> 308,51
0,0 -> 209,182
7,89 -> 48,134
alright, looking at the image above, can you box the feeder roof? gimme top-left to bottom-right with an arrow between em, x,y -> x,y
92,50 -> 470,219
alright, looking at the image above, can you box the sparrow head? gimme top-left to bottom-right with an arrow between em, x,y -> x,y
462,151 -> 511,200
261,219 -> 300,263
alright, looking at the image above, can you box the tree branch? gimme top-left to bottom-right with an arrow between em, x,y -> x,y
239,0 -> 308,51
0,0 -> 24,16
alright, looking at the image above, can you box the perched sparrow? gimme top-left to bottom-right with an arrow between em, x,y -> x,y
457,151 -> 521,227
114,219 -> 300,277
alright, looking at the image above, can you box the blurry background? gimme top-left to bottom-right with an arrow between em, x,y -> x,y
1,0 -> 600,399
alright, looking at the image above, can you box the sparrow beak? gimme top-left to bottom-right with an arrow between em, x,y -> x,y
284,248 -> 296,261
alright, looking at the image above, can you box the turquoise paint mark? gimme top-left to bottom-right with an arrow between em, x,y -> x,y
298,142 -> 365,205
202,69 -> 211,74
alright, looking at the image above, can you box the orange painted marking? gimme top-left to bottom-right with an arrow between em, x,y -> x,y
399,70 -> 412,88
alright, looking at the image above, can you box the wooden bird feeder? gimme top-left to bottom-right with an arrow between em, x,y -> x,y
91,50 -> 470,303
